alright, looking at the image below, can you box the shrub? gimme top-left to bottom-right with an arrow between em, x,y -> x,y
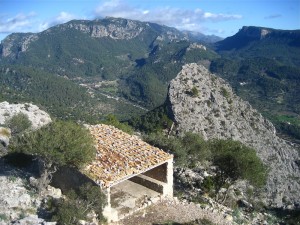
0,127 -> 11,137
209,139 -> 267,188
102,114 -> 133,134
4,112 -> 32,135
144,132 -> 186,165
181,132 -> 210,167
144,132 -> 210,167
185,86 -> 199,97
9,121 -> 96,192
50,183 -> 106,224
201,176 -> 216,196
191,86 -> 199,97
220,87 -> 230,99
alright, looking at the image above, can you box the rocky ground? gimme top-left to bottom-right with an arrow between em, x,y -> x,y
0,158 -> 59,225
115,197 -> 279,225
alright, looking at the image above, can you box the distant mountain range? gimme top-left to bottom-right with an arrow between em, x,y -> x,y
215,26 -> 300,67
0,17 -> 218,119
0,18 -> 299,141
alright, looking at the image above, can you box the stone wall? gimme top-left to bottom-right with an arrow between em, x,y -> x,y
142,163 -> 167,182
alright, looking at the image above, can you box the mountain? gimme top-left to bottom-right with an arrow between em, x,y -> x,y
0,17 -> 218,113
211,26 -> 300,142
182,30 -> 223,43
0,17 -> 185,78
1,20 -> 299,141
168,63 -> 300,208
215,26 -> 300,67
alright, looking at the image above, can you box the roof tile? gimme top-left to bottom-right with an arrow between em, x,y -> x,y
82,124 -> 173,188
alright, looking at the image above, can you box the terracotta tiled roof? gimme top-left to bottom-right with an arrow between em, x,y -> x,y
82,124 -> 173,188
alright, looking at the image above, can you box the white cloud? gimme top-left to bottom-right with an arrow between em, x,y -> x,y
0,12 -> 36,33
93,0 -> 242,32
39,11 -> 76,31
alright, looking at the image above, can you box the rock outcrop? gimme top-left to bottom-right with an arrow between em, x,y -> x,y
0,101 -> 52,130
0,101 -> 51,153
0,158 -> 59,225
168,63 -> 300,208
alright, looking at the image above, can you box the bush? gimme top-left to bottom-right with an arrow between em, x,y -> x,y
181,133 -> 210,167
209,139 -> 267,188
143,132 -> 186,165
144,132 -> 210,167
9,121 -> 96,192
102,114 -> 133,134
4,112 -> 32,135
191,86 -> 199,97
50,183 -> 106,224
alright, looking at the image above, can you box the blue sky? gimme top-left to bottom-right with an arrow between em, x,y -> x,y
0,0 -> 299,41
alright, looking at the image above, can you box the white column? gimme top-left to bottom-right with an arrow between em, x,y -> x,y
163,158 -> 173,197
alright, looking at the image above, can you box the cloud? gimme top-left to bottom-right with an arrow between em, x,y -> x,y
39,11 -> 76,31
0,12 -> 36,34
94,0 -> 242,32
264,14 -> 282,19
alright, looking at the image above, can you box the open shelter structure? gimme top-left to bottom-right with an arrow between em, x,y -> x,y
82,124 -> 173,222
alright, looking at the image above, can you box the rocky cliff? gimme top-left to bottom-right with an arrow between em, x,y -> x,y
168,63 -> 300,208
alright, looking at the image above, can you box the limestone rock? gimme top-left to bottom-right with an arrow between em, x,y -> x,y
0,101 -> 52,130
168,63 -> 300,208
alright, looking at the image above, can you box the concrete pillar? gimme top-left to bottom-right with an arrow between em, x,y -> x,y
103,187 -> 111,221
103,187 -> 119,222
163,158 -> 173,197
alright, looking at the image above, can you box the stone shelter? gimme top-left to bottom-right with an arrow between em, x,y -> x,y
82,124 -> 174,222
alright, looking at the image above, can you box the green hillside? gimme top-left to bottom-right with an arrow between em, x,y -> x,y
0,65 -> 144,122
0,17 -> 218,110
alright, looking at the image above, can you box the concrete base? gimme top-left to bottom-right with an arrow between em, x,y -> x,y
104,180 -> 161,222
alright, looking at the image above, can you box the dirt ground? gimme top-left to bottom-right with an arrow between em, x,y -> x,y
112,199 -> 234,225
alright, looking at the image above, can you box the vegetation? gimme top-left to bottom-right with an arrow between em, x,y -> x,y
0,65 -> 145,122
191,86 -> 199,97
209,139 -> 267,188
4,112 -> 32,135
48,183 -> 106,225
102,114 -> 134,134
9,121 -> 96,192
144,132 -> 267,188
144,132 -> 210,167
129,102 -> 174,133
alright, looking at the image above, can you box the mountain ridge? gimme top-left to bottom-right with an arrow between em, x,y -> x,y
214,26 -> 300,66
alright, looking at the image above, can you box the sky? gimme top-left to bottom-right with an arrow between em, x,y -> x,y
0,0 -> 299,41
